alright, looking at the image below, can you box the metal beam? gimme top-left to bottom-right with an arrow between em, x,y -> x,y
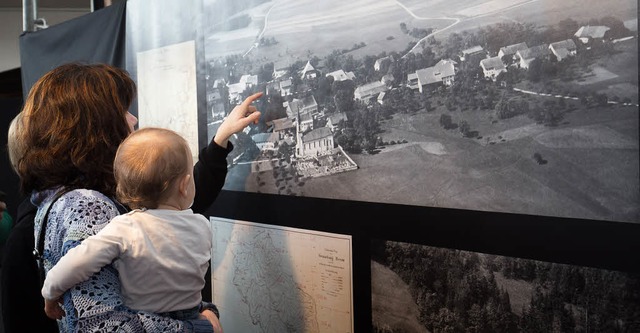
22,0 -> 36,32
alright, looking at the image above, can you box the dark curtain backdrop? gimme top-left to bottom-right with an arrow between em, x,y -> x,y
19,0 -> 127,100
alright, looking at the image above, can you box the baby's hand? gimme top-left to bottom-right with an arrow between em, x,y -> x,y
44,297 -> 65,320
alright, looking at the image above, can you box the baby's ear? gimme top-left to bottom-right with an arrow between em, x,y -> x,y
178,174 -> 191,196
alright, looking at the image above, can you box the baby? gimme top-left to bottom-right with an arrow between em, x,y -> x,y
42,127 -> 216,321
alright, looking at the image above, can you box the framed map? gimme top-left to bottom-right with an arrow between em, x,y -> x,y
211,217 -> 354,333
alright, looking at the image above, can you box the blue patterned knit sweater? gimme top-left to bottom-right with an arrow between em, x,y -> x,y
33,188 -> 213,333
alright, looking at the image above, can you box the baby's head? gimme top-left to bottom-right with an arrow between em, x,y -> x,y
114,127 -> 194,210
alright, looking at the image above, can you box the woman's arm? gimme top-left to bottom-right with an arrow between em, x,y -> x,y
191,93 -> 262,214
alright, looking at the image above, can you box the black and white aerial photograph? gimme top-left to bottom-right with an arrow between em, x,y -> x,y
370,239 -> 640,333
202,0 -> 638,223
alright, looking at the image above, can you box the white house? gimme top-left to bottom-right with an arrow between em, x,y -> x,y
226,82 -> 245,104
549,39 -> 577,61
354,81 -> 389,101
480,56 -> 506,80
326,69 -> 355,82
574,25 -> 610,44
407,72 -> 419,90
460,45 -> 485,61
267,117 -> 296,140
286,96 -> 318,119
326,112 -> 347,131
374,55 -> 393,71
297,127 -> 334,157
239,74 -> 258,87
414,59 -> 457,93
251,132 -> 279,151
300,60 -> 319,80
498,42 -> 528,60
516,44 -> 551,69
273,59 -> 292,79
279,79 -> 292,97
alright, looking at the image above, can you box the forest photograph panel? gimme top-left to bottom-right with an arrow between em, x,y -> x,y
202,0 -> 638,223
371,239 -> 640,333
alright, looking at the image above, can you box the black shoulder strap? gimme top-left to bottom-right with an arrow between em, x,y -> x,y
34,189 -> 70,285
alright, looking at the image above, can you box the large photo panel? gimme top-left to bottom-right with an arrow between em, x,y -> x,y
371,238 -> 640,333
202,0 -> 638,223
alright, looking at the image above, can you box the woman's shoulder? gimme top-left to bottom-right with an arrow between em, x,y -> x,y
50,189 -> 121,233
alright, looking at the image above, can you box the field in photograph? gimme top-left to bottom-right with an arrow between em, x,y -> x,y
205,0 -> 637,63
294,102 -> 639,222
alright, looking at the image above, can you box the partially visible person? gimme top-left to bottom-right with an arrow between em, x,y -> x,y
0,113 -> 58,332
4,63 -> 261,333
0,191 -> 13,245
0,191 -> 13,260
42,128 -> 219,328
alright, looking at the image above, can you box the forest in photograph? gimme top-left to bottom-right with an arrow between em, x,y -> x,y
371,240 -> 640,333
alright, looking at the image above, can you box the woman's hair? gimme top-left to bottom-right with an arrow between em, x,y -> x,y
13,63 -> 136,196
115,127 -> 191,209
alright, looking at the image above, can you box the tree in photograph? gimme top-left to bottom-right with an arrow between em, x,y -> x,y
533,152 -> 548,165
557,18 -> 579,37
600,16 -> 632,39
400,22 -> 408,34
431,308 -> 459,333
592,92 -> 608,107
527,58 -> 543,82
324,50 -> 341,72
262,94 -> 287,123
459,120 -> 471,137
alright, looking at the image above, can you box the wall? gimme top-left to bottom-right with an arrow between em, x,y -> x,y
0,8 -> 89,73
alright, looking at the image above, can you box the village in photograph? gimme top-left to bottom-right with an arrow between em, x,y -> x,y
202,0 -> 638,223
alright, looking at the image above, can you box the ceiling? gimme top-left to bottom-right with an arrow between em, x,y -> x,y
0,0 -> 91,9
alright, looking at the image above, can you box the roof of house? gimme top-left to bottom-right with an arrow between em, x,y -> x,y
301,95 -> 317,111
575,25 -> 610,39
374,55 -> 393,67
517,44 -> 550,60
302,127 -> 333,142
415,59 -> 456,85
251,132 -> 279,143
227,82 -> 245,95
552,48 -> 571,60
499,42 -> 528,56
550,39 -> 577,51
326,69 -> 355,81
266,81 -> 280,91
327,112 -> 347,124
354,81 -> 388,99
286,96 -> 317,117
299,112 -> 313,123
300,60 -> 316,78
239,74 -> 258,86
279,79 -> 292,89
461,45 -> 484,55
267,117 -> 295,131
480,56 -> 505,71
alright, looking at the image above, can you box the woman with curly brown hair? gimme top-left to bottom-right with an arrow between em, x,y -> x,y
3,62 -> 261,333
